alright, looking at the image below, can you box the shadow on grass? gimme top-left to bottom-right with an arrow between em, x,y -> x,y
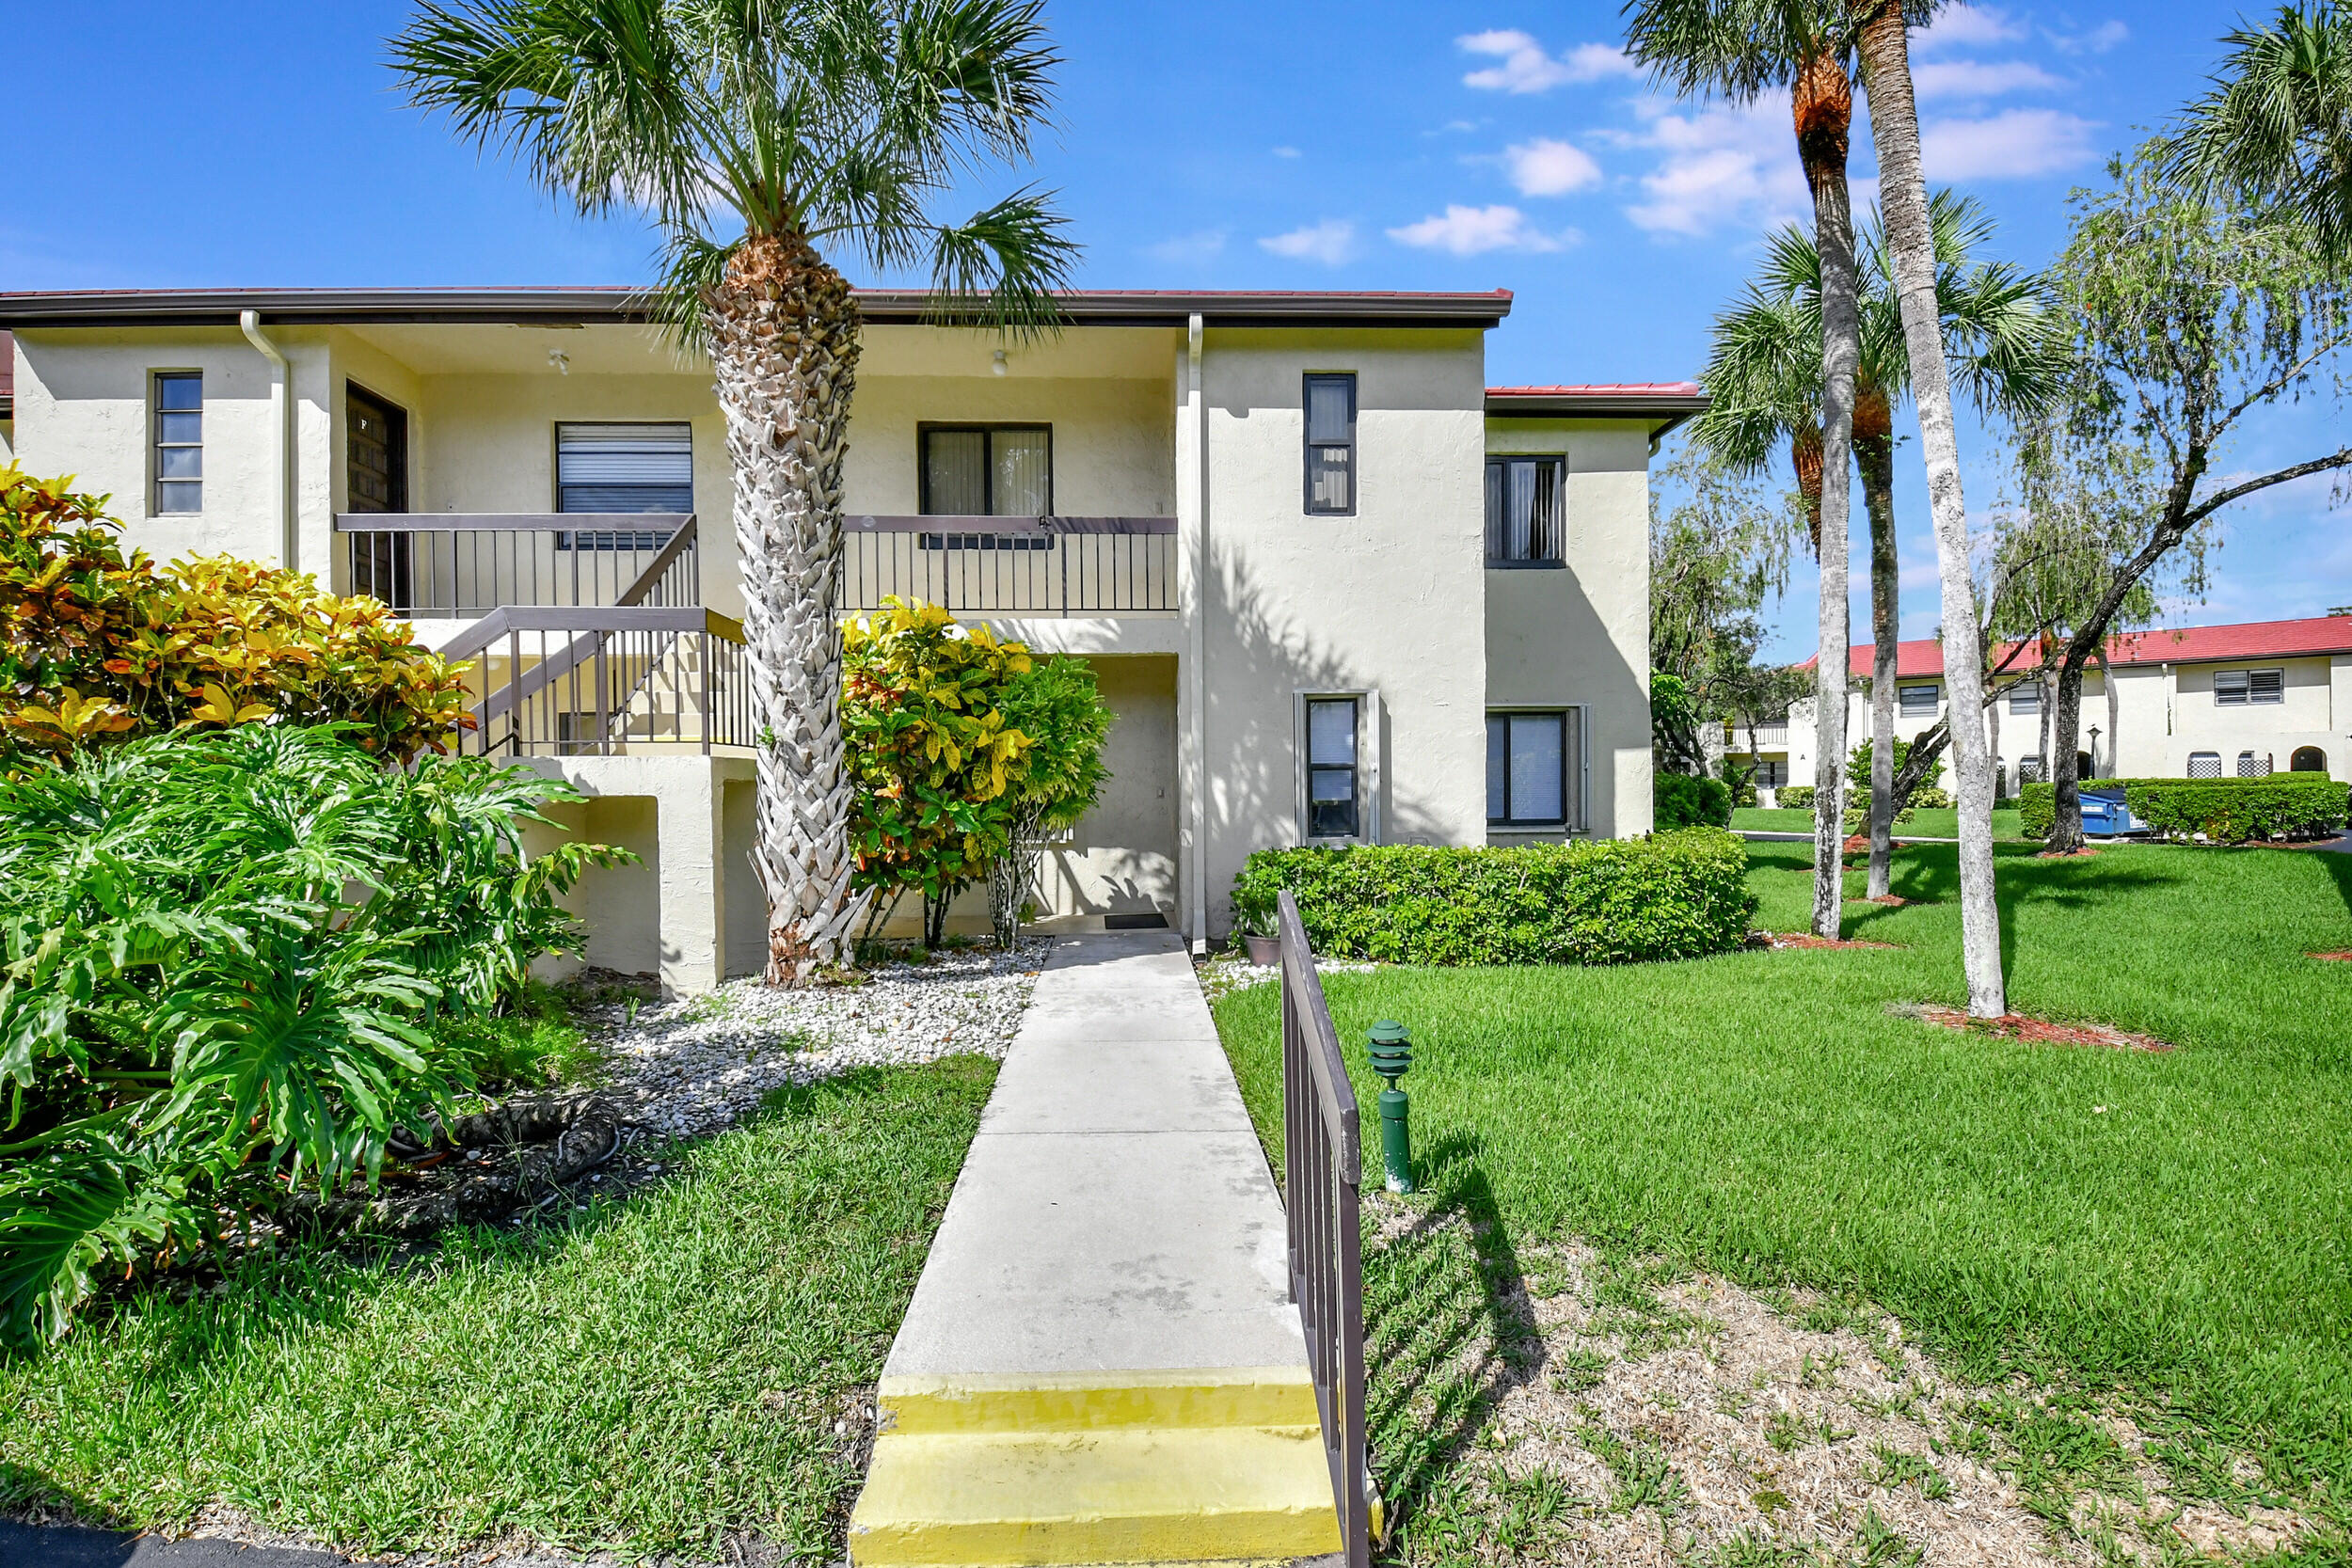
1842,847 -> 2187,959
2,1067 -> 935,1447
1362,1132 -> 1540,1551
2319,847 -> 2352,923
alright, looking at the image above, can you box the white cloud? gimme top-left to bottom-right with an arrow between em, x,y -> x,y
1913,5 -> 2028,51
2050,19 -> 2129,55
1920,108 -> 2100,181
1272,145 -> 1301,159
1457,29 -> 1637,93
1612,92 -> 1811,238
1259,219 -> 1358,264
1144,228 -> 1227,264
1911,58 -> 2064,100
1387,204 -> 1577,256
1504,136 -> 1603,196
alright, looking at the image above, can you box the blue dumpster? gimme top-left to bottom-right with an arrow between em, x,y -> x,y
2080,787 -> 2137,836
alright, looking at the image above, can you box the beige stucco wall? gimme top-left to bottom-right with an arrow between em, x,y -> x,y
1188,328 -> 1491,939
1483,419 -> 1655,839
841,372 -> 1175,517
13,326 -> 301,565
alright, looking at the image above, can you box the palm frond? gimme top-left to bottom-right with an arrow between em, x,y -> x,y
924,188 -> 1078,340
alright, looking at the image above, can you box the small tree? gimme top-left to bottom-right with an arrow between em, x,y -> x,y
2029,144 -> 2352,850
842,600 -> 1036,948
989,655 -> 1113,947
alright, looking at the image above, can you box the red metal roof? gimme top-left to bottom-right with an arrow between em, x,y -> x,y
1804,614 -> 2352,677
1487,381 -> 1704,397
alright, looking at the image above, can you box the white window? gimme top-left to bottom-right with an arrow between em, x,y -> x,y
1485,457 -> 1565,565
556,422 -> 691,548
1487,709 -> 1581,828
1296,690 -> 1378,842
2187,751 -> 2222,779
1899,685 -> 1940,718
1303,373 -> 1356,515
2215,668 -> 2284,705
153,372 -> 202,514
2008,685 -> 2041,716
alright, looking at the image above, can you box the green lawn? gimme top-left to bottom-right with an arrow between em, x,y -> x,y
1735,804 -> 2027,839
1214,842 -> 2352,1515
0,1059 -> 995,1560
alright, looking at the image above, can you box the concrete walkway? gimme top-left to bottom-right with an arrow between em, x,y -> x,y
849,932 -> 1338,1566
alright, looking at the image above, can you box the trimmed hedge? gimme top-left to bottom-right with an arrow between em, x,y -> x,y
1656,770 -> 1734,829
1229,830 -> 1758,966
2019,775 -> 2349,842
1779,785 -> 1816,808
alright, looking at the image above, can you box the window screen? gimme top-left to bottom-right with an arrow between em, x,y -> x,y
1899,685 -> 1940,717
557,422 -> 691,548
154,372 -> 202,514
2237,750 -> 2270,777
1306,697 -> 1360,838
1304,373 -> 1356,515
1486,710 -> 1576,827
1485,457 -> 1565,563
920,425 -> 1052,516
2008,685 -> 2041,715
2186,752 -> 2222,779
2215,668 -> 2283,705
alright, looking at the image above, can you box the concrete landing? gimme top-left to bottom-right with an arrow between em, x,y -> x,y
848,932 -> 1336,1566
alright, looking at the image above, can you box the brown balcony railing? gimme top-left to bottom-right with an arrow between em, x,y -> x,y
333,514 -> 699,618
841,515 -> 1176,616
440,605 -> 752,757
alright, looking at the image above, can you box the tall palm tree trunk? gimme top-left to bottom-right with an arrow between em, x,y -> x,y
1855,390 -> 1899,899
709,232 -> 870,984
1797,46 -> 1860,941
1856,2 -> 2006,1017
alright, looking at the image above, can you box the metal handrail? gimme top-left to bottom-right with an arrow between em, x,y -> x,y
332,513 -> 698,617
446,606 -> 749,755
1279,889 -> 1370,1568
841,515 -> 1178,616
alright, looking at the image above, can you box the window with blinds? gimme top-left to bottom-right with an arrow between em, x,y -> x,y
918,425 -> 1052,550
2214,668 -> 2284,705
556,422 -> 691,549
1303,373 -> 1356,515
1485,456 -> 1565,564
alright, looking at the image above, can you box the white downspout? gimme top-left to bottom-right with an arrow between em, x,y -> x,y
1187,313 -> 1209,954
239,310 -> 298,572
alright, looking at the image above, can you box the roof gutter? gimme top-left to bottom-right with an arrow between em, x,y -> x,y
239,310 -> 299,572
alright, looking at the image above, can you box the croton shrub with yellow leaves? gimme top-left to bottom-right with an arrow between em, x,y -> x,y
842,597 -> 1111,946
0,466 -> 472,762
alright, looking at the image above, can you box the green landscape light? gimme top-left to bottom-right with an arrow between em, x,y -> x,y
1367,1020 -> 1414,1195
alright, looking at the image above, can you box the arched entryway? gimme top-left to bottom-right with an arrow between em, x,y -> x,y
2291,746 -> 2328,772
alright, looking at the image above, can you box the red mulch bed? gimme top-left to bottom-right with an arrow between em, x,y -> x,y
1913,1004 -> 2172,1053
2036,846 -> 2104,859
2312,950 -> 2352,962
1861,895 -> 1909,906
1760,931 -> 1901,951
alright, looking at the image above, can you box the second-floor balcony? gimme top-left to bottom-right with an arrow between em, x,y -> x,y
1727,720 -> 1790,749
335,512 -> 1180,622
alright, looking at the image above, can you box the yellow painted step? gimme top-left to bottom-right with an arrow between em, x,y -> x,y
878,1367 -> 1320,1435
848,1425 -> 1343,1567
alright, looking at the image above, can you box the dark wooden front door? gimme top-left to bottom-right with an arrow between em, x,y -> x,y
346,384 -> 412,607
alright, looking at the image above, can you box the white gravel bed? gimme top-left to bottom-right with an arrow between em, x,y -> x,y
580,940 -> 1050,1140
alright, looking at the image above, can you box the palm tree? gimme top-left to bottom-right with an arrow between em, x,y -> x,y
1851,0 -> 2005,1017
2164,3 -> 2352,266
390,0 -> 1078,985
1697,194 -> 2062,898
1625,0 -> 1862,941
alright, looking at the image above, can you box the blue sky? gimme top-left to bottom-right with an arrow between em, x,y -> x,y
7,0 -> 2346,657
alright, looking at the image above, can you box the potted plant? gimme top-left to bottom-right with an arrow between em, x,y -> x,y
1239,906 -> 1281,967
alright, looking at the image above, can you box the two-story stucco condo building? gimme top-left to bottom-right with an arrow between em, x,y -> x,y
1760,616 -> 2352,798
0,288 -> 1700,990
